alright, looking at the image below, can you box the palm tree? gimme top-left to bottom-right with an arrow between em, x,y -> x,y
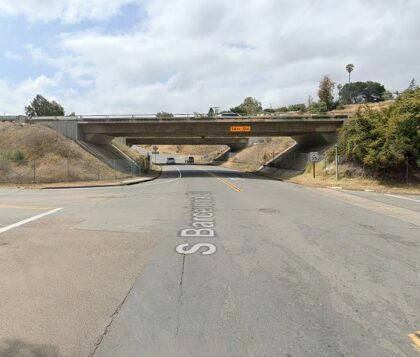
346,64 -> 354,84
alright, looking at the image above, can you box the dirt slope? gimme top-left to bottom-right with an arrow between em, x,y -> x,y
0,122 -> 115,183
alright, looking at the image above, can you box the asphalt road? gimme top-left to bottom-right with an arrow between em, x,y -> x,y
1,164 -> 419,356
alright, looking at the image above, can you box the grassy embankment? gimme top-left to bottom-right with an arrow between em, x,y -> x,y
0,122 -> 134,185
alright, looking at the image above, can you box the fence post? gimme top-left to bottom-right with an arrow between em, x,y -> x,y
335,144 -> 339,180
33,160 -> 36,183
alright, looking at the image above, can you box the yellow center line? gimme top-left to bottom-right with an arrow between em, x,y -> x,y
408,331 -> 420,353
200,169 -> 242,192
0,204 -> 56,211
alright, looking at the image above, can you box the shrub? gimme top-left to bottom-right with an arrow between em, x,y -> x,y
0,149 -> 25,161
287,103 -> 306,112
307,101 -> 328,114
338,87 -> 420,174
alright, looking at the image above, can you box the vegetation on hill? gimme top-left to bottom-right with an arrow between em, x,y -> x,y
336,86 -> 420,178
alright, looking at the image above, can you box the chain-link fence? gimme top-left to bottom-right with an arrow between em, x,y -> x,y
0,158 -> 146,184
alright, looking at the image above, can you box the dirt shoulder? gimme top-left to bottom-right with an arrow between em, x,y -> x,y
287,173 -> 420,194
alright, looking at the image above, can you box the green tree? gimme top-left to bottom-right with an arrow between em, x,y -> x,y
156,111 -> 174,119
340,81 -> 386,104
263,108 -> 275,113
346,64 -> 354,83
25,94 -> 65,116
230,97 -> 262,115
318,75 -> 335,110
407,78 -> 417,92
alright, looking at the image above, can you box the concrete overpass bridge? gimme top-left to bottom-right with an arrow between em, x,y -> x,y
29,114 -> 347,149
5,114 -> 347,173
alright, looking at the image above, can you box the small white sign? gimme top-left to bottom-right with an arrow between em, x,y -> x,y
309,152 -> 319,162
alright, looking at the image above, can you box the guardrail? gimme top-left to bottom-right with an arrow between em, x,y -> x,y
29,114 -> 349,121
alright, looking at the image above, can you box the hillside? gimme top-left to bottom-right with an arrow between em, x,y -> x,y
329,100 -> 394,115
0,122 -> 116,184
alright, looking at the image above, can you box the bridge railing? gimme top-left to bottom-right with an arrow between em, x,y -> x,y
27,113 -> 349,121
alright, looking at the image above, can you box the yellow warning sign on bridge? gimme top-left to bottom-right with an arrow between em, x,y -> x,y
230,126 -> 251,132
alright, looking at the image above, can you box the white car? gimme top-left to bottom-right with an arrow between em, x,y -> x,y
166,157 -> 176,165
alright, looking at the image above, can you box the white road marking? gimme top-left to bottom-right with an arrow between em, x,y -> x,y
229,177 -> 245,181
0,207 -> 63,235
148,166 -> 182,186
385,194 -> 420,203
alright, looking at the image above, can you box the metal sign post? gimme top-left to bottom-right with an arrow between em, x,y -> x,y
309,152 -> 319,178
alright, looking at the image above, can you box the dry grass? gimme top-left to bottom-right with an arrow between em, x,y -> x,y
223,138 -> 295,171
288,162 -> 420,194
0,122 -> 115,184
329,100 -> 394,115
112,139 -> 144,161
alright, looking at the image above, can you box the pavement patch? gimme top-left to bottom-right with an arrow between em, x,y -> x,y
0,204 -> 56,210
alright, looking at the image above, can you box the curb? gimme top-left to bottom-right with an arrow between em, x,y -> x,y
41,167 -> 163,190
248,170 -> 284,181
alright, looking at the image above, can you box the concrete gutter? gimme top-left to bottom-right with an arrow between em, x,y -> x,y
41,167 -> 162,190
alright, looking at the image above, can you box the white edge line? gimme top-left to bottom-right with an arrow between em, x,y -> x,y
385,194 -> 420,203
149,166 -> 182,186
0,207 -> 63,234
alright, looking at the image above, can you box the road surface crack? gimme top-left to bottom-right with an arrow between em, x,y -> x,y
89,274 -> 138,356
175,254 -> 186,338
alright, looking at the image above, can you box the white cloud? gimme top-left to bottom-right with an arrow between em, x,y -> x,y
4,51 -> 23,61
1,0 -> 420,114
0,0 -> 135,23
0,75 -> 58,114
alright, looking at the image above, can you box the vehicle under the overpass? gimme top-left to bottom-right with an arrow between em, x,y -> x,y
28,115 -> 347,173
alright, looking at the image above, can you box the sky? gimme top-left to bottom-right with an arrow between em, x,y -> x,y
0,0 -> 419,115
